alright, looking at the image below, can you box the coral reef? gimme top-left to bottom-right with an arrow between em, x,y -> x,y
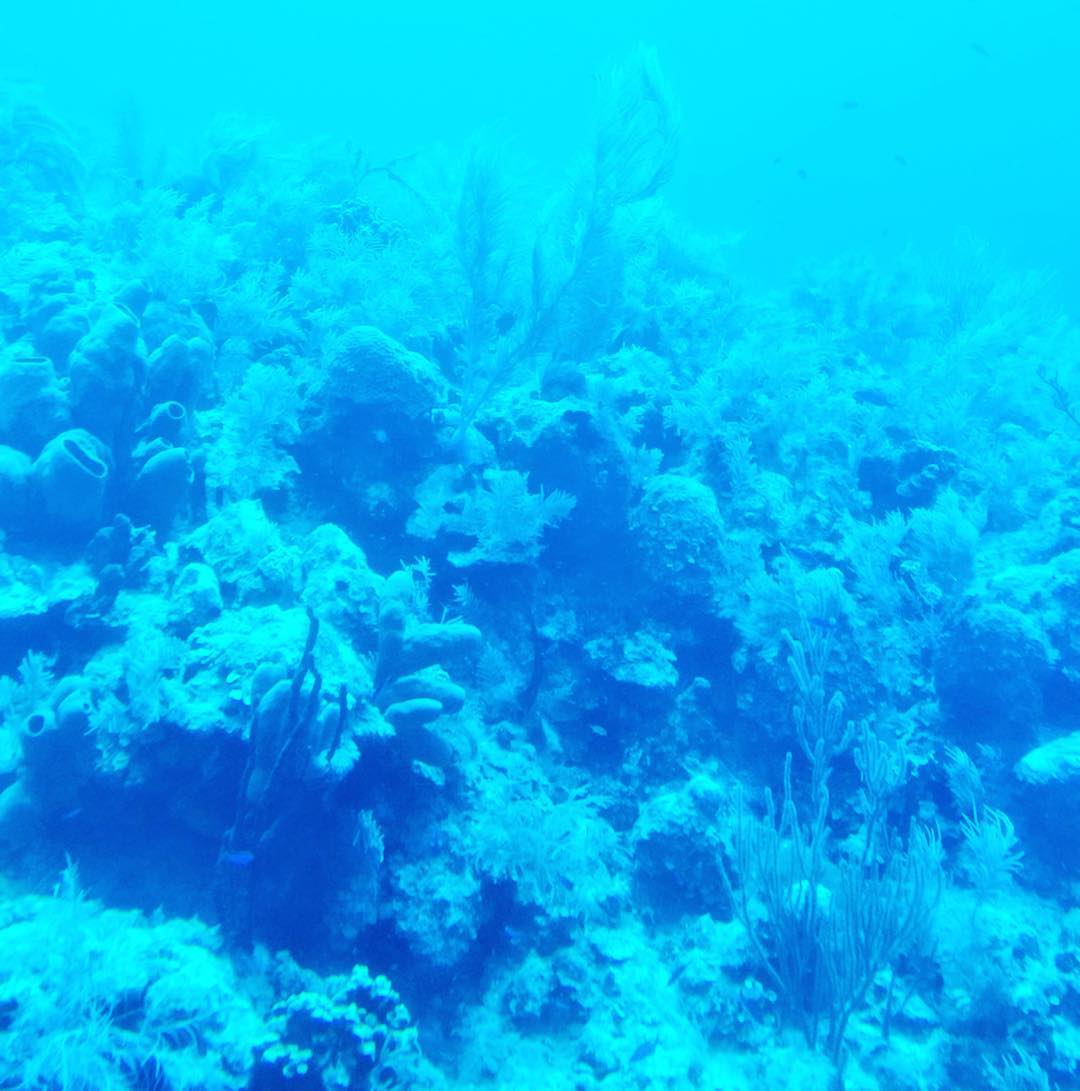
0,45 -> 1076,1091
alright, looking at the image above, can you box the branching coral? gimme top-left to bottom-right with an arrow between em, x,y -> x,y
722,631 -> 942,1069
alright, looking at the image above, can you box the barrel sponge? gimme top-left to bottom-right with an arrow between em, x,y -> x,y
145,334 -> 213,409
31,428 -> 111,529
0,351 -> 70,452
0,446 -> 32,531
37,302 -> 90,365
137,400 -> 187,445
67,302 -> 146,437
129,445 -> 193,531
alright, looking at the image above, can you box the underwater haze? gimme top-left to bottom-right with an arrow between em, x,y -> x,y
1,1 -> 1080,1088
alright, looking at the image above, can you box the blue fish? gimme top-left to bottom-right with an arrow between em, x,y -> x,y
630,1037 -> 660,1064
220,849 -> 255,869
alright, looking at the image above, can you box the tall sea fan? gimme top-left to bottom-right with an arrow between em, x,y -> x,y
454,48 -> 679,436
528,46 -> 679,352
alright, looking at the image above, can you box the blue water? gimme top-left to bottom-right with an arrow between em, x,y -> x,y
0,2 -> 1078,1088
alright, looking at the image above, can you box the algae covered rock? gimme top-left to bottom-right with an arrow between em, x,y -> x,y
631,770 -> 732,919
298,327 -> 448,527
937,553 -> 1080,753
170,561 -> 223,626
186,500 -> 300,602
315,324 -> 447,420
936,600 -> 1052,752
299,522 -> 383,634
0,553 -> 96,626
630,472 -> 728,601
584,628 -> 678,689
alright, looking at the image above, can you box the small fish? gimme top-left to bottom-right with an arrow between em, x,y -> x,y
796,168 -> 808,182
970,41 -> 990,59
220,849 -> 255,869
854,387 -> 895,407
629,1037 -> 660,1064
839,99 -> 860,110
894,153 -> 908,168
806,615 -> 838,633
667,961 -> 688,985
785,544 -> 825,565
